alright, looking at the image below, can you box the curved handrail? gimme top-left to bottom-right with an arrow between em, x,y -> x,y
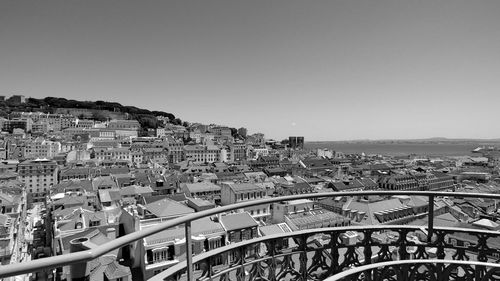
324,259 -> 500,281
149,225 -> 500,281
0,190 -> 498,278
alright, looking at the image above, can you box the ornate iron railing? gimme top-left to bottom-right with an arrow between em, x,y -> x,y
1,190 -> 500,281
324,260 -> 500,281
151,225 -> 500,281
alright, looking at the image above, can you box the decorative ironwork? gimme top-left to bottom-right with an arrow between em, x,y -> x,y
154,225 -> 500,281
3,191 -> 500,280
323,260 -> 500,281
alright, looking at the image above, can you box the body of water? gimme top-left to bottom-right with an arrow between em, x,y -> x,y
305,142 -> 482,157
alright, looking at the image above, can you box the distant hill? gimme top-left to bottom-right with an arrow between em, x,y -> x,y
0,96 -> 180,129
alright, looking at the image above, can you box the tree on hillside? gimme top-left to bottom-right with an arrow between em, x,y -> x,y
230,128 -> 238,138
172,118 -> 182,125
91,111 -> 107,122
136,115 -> 158,129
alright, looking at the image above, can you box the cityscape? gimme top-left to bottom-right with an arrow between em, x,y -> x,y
2,0 -> 500,281
0,95 -> 498,280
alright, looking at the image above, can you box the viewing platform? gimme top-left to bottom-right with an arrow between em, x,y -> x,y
2,191 -> 500,281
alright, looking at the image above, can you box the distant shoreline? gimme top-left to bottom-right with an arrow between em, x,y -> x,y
306,139 -> 500,145
303,141 -> 494,157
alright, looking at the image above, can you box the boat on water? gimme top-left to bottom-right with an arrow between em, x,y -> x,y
472,146 -> 498,153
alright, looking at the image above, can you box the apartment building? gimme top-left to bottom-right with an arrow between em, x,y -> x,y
18,159 -> 58,203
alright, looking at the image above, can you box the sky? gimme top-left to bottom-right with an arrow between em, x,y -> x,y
1,0 -> 500,141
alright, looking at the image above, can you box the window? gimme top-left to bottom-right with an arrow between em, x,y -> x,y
153,250 -> 168,262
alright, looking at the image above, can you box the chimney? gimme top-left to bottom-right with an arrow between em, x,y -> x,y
342,209 -> 350,217
357,211 -> 366,222
107,228 -> 116,240
349,210 -> 358,220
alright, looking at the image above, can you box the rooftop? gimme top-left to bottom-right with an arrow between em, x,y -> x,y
144,198 -> 195,218
220,212 -> 258,232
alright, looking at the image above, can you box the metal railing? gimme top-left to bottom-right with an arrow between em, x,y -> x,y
323,259 -> 500,281
1,190 -> 500,280
151,225 -> 500,281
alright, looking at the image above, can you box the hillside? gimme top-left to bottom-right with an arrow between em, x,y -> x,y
0,96 -> 180,129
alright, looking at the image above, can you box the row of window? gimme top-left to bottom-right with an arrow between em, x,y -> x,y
249,208 -> 268,216
237,192 -> 265,201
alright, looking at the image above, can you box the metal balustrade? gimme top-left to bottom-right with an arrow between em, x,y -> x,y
2,190 -> 500,281
151,225 -> 500,281
323,260 -> 500,281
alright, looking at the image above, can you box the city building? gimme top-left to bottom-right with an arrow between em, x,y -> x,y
2,118 -> 33,133
221,183 -> 270,222
23,138 -> 62,159
18,159 -> 59,204
288,136 -> 304,150
107,120 -> 141,131
184,144 -> 221,163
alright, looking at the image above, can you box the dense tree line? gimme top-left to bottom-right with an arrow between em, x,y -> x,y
0,96 -> 177,129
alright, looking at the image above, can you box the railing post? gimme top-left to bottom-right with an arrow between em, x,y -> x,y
185,221 -> 193,281
427,195 -> 434,242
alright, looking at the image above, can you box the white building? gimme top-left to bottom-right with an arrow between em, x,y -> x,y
23,138 -> 61,159
184,144 -> 221,163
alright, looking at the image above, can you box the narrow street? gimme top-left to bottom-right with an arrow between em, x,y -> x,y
7,200 -> 39,281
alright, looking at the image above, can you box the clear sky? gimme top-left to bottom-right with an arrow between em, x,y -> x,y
1,0 -> 500,141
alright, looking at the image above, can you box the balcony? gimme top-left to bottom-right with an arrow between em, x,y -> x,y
2,191 -> 500,281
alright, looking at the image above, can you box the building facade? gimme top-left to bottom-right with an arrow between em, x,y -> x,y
18,159 -> 58,203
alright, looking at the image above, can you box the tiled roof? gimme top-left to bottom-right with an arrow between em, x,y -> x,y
259,223 -> 292,236
300,158 -> 333,168
214,172 -> 245,179
286,210 -> 347,229
144,217 -> 224,246
244,172 -> 267,179
220,212 -> 258,232
60,168 -> 91,177
104,260 -> 131,279
225,183 -> 264,194
409,213 -> 461,228
144,198 -> 194,218
53,196 -> 86,207
255,182 -> 275,190
182,182 -> 221,193
100,167 -> 130,175
187,197 -> 215,208
359,178 -> 377,188
98,189 -> 121,203
52,179 -> 94,193
345,198 -> 407,225
261,155 -> 279,162
93,176 -> 118,189
114,175 -> 131,187
109,190 -> 121,201
330,181 -> 349,191
53,205 -> 92,219
406,196 -> 428,207
119,185 -> 153,196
